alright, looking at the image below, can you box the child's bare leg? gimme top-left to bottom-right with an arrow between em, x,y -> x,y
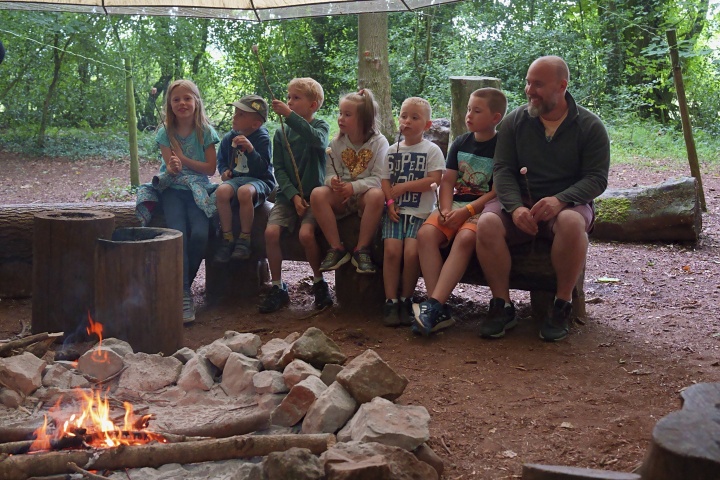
431,228 -> 475,304
311,186 -> 343,249
299,222 -> 322,276
401,238 -> 420,299
237,184 -> 257,235
383,238 -> 403,299
215,183 -> 235,234
417,224 -> 446,297
265,224 -> 283,281
357,188 -> 384,248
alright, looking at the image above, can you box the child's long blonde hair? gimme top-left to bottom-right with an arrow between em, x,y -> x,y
162,79 -> 211,146
337,88 -> 381,143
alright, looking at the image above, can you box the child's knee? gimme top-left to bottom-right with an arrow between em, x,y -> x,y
310,186 -> 330,203
237,185 -> 255,203
216,183 -> 233,201
265,224 -> 281,243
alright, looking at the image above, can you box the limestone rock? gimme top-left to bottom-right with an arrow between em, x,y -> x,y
336,349 -> 408,403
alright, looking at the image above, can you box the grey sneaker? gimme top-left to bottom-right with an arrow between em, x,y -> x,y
539,298 -> 572,341
351,248 -> 377,274
319,248 -> 351,272
383,300 -> 400,327
213,239 -> 234,263
231,236 -> 251,260
182,291 -> 195,325
478,298 -> 517,338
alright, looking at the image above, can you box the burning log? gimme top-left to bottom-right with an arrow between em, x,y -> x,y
0,433 -> 336,480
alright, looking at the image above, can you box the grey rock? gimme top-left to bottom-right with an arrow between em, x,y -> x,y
336,349 -> 408,403
264,447 -> 324,480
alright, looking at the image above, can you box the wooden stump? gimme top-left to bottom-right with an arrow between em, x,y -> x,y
449,76 -> 501,141
31,210 -> 115,336
94,227 -> 183,355
639,382 -> 720,479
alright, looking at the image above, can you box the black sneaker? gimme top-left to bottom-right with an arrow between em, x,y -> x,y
398,298 -> 414,326
479,298 -> 518,338
351,248 -> 377,274
311,280 -> 333,309
319,248 -> 351,272
383,300 -> 400,327
413,300 -> 455,337
259,283 -> 290,314
214,239 -> 234,263
232,237 -> 251,260
539,298 -> 572,341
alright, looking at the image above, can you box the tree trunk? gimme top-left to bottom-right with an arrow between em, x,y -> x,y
31,211 -> 115,336
0,433 -> 336,480
37,33 -> 73,148
449,76 -> 502,142
592,176 -> 702,242
358,13 -> 395,141
95,227 -> 183,355
0,202 -> 142,299
639,382 -> 720,480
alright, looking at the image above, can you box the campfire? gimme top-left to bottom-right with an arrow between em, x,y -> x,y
29,389 -> 166,452
29,316 -> 166,453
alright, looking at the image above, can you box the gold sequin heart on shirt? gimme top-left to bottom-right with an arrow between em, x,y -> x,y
342,148 -> 374,179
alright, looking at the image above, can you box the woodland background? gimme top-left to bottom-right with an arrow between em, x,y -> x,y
0,0 -> 718,174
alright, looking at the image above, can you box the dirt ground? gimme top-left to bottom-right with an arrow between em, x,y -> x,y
1,151 -> 719,479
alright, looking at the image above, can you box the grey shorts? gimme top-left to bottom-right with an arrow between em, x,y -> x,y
221,176 -> 273,208
268,201 -> 317,233
481,197 -> 594,245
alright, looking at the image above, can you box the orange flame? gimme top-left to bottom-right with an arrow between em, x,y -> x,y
86,312 -> 107,362
29,389 -> 166,452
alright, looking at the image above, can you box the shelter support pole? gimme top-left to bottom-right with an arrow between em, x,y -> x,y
666,29 -> 705,212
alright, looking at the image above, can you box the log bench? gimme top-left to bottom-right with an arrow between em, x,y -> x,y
204,201 -> 586,319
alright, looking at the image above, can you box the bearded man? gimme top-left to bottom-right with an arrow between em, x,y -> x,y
475,55 -> 610,342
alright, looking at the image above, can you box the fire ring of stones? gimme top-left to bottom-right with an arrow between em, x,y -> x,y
0,327 -> 443,479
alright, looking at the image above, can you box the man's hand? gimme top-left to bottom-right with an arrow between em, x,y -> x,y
231,135 -> 254,154
271,99 -> 291,118
292,194 -> 308,217
529,196 -> 567,223
221,170 -> 233,181
512,206 -> 538,235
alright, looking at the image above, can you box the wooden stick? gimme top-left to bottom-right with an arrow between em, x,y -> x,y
67,462 -> 111,480
0,332 -> 56,357
0,433 -> 336,480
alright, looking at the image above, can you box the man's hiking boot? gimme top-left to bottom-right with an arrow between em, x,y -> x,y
319,248 -> 351,272
259,283 -> 289,314
412,299 -> 455,337
232,236 -> 251,260
478,298 -> 517,338
214,239 -> 234,263
351,248 -> 377,274
312,280 -> 334,309
539,298 -> 572,341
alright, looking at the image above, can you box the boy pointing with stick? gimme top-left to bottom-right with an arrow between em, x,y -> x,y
260,77 -> 331,313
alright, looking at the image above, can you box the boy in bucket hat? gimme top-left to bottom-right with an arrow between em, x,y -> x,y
214,94 -> 275,262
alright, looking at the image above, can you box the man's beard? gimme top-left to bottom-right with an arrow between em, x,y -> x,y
527,96 -> 556,118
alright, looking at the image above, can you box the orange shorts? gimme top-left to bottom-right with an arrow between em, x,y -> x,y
422,209 -> 478,243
